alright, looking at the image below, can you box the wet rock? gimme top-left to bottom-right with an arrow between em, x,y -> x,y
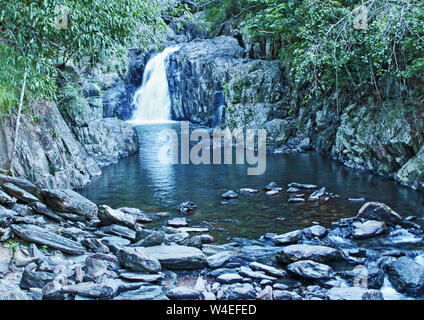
178,201 -> 197,215
166,287 -> 203,300
2,183 -> 39,204
238,266 -> 277,281
288,183 -> 317,189
287,260 -> 334,280
116,247 -> 161,273
83,254 -> 119,282
356,202 -> 402,226
222,190 -> 238,199
387,257 -> 424,296
100,224 -> 136,241
273,290 -> 303,300
114,285 -> 168,300
276,244 -> 342,264
327,287 -> 384,300
348,198 -> 366,202
352,220 -> 386,239
348,248 -> 367,258
308,187 -> 326,201
179,227 -> 209,233
266,189 -> 283,196
28,202 -> 65,223
98,205 -> 136,230
119,272 -> 163,283
264,182 -> 278,191
288,197 -> 305,203
287,187 -> 300,193
0,174 -> 40,198
250,262 -> 286,278
118,207 -> 152,223
303,225 -> 328,239
42,189 -> 98,221
145,245 -> 207,270
273,280 -> 302,291
182,235 -> 203,248
0,189 -> 17,207
167,217 -> 188,227
165,230 -> 190,244
12,224 -> 85,255
239,188 -> 258,194
272,230 -> 302,245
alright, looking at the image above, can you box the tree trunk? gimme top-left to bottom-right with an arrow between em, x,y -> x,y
9,68 -> 28,174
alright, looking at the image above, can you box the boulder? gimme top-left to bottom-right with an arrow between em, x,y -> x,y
29,202 -> 65,223
272,230 -> 303,245
98,205 -> 136,230
387,257 -> 424,296
287,260 -> 334,280
12,224 -> 85,255
356,202 -> 402,226
177,201 -> 197,215
116,247 -> 162,273
0,189 -> 17,207
222,190 -> 238,199
145,245 -> 207,270
2,183 -> 39,204
217,283 -> 256,300
207,252 -> 232,268
100,224 -> 136,241
20,263 -> 57,289
352,220 -> 386,239
42,189 -> 98,220
276,244 -> 342,264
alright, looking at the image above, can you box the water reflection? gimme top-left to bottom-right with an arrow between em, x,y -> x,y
80,123 -> 423,243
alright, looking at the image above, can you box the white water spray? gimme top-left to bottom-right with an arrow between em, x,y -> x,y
130,46 -> 179,124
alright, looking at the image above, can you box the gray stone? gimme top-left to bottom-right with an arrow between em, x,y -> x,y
61,282 -> 115,299
216,273 -> 244,284
303,225 -> 328,238
0,189 -> 17,207
356,202 -> 402,226
20,263 -> 57,289
352,220 -> 386,239
12,224 -> 85,255
145,245 -> 207,270
327,287 -> 384,300
222,190 -> 238,199
116,247 -> 162,273
287,260 -> 334,280
101,236 -> 131,253
387,257 -> 424,296
2,183 -> 39,203
0,281 -> 31,300
218,283 -> 256,300
272,230 -> 303,245
238,266 -> 277,281
119,272 -> 163,283
166,287 -> 203,300
100,224 -> 136,240
273,290 -> 303,300
42,189 -> 98,220
114,285 -> 168,300
250,262 -> 286,278
207,252 -> 232,268
167,217 -> 188,227
276,244 -> 342,264
28,202 -> 65,223
98,205 -> 137,230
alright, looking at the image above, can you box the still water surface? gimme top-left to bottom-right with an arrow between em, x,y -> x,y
79,122 -> 423,243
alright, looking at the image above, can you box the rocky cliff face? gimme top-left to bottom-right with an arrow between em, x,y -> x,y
163,24 -> 424,190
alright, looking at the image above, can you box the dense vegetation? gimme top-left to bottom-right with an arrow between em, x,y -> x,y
198,0 -> 424,107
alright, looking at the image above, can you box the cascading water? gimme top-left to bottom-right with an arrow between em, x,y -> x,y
130,46 -> 179,124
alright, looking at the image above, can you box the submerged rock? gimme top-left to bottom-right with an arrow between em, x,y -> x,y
288,182 -> 317,189
222,190 -> 238,199
177,201 -> 197,215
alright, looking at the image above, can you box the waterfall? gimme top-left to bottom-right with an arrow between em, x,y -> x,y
130,46 -> 179,124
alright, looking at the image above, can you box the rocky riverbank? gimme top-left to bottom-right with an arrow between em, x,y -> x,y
0,173 -> 422,300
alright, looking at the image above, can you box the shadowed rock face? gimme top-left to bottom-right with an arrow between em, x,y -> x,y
387,257 -> 424,296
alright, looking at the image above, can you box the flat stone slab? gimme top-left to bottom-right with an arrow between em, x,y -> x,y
287,260 -> 333,280
2,183 -> 39,204
352,220 -> 386,239
0,189 -> 16,207
42,189 -> 98,220
327,287 -> 384,300
167,217 -> 188,227
100,225 -> 136,241
250,262 -> 286,278
119,272 -> 164,283
12,224 -> 85,255
145,245 -> 207,270
276,244 -> 342,264
114,285 -> 168,300
116,247 -> 161,273
178,227 -> 209,233
98,205 -> 136,230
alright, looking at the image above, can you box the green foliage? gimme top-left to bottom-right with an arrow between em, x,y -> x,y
5,240 -> 19,263
0,0 -> 167,106
203,0 -> 424,105
49,163 -> 58,175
